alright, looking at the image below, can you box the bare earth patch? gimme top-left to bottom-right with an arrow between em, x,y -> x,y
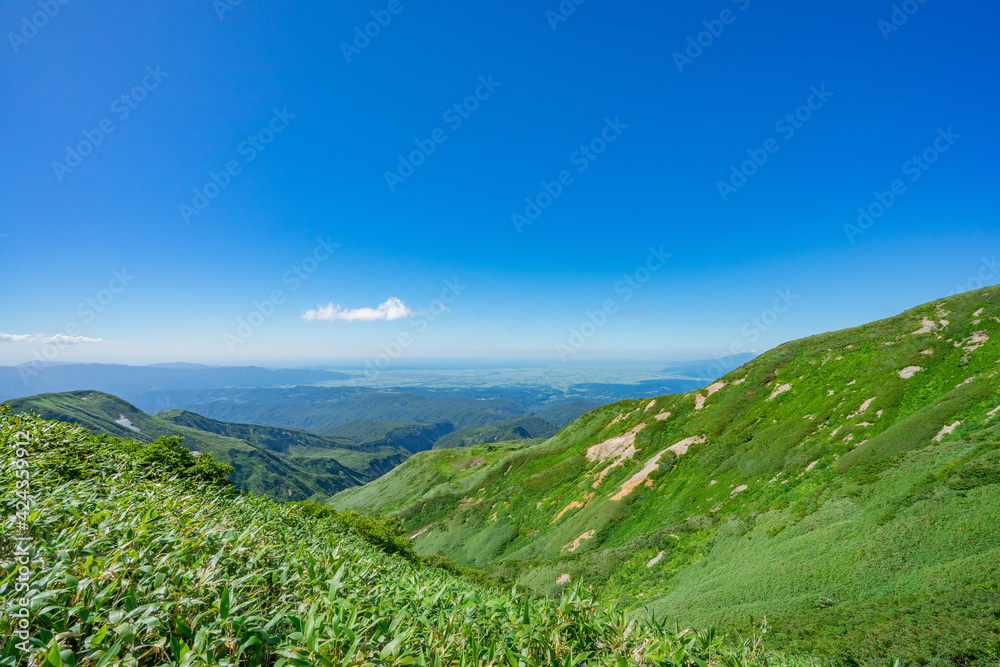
934,421 -> 962,442
767,383 -> 792,401
451,457 -> 485,470
959,331 -> 989,361
730,484 -> 748,498
561,530 -> 596,553
644,399 -> 656,411
849,397 -> 875,418
654,411 -> 671,421
913,317 -> 937,334
694,393 -> 706,410
706,381 -> 726,396
115,414 -> 142,433
646,551 -> 665,567
555,573 -> 571,584
457,496 -> 484,511
609,440 -> 695,501
667,435 -> 706,456
408,523 -> 436,539
611,435 -> 705,500
551,493 -> 594,523
587,424 -> 645,463
898,366 -> 923,379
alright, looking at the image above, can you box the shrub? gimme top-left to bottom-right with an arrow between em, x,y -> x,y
292,501 -> 418,561
137,435 -> 234,484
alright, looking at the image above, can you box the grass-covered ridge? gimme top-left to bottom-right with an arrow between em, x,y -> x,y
1,407 -> 816,666
3,391 -> 409,502
333,288 -> 1000,665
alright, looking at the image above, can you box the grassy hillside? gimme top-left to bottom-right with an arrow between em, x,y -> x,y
3,391 -> 405,501
0,408 -> 815,666
433,415 -> 558,449
331,442 -> 530,516
332,288 -> 1000,665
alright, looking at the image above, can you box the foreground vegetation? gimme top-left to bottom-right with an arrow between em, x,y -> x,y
1,407 -> 820,666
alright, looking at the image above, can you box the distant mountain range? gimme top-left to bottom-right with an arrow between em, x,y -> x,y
0,363 -> 352,403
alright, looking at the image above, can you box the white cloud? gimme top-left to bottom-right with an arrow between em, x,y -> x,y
302,297 -> 418,323
0,332 -> 105,344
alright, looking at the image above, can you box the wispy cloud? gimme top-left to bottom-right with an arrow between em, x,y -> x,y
0,332 -> 105,344
302,297 -> 419,323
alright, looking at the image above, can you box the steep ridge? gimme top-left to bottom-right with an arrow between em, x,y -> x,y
332,288 -> 1000,663
4,391 -> 408,500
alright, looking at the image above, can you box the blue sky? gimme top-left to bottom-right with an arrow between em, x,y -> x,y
1,0 -> 997,367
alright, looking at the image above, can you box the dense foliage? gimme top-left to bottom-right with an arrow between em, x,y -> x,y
1,408 -> 817,666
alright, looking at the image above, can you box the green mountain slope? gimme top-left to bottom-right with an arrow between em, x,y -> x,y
325,418 -> 453,450
155,409 -> 409,479
433,415 -> 558,449
3,391 -> 406,501
332,288 -> 1000,664
331,442 -> 531,516
0,407 -> 815,666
